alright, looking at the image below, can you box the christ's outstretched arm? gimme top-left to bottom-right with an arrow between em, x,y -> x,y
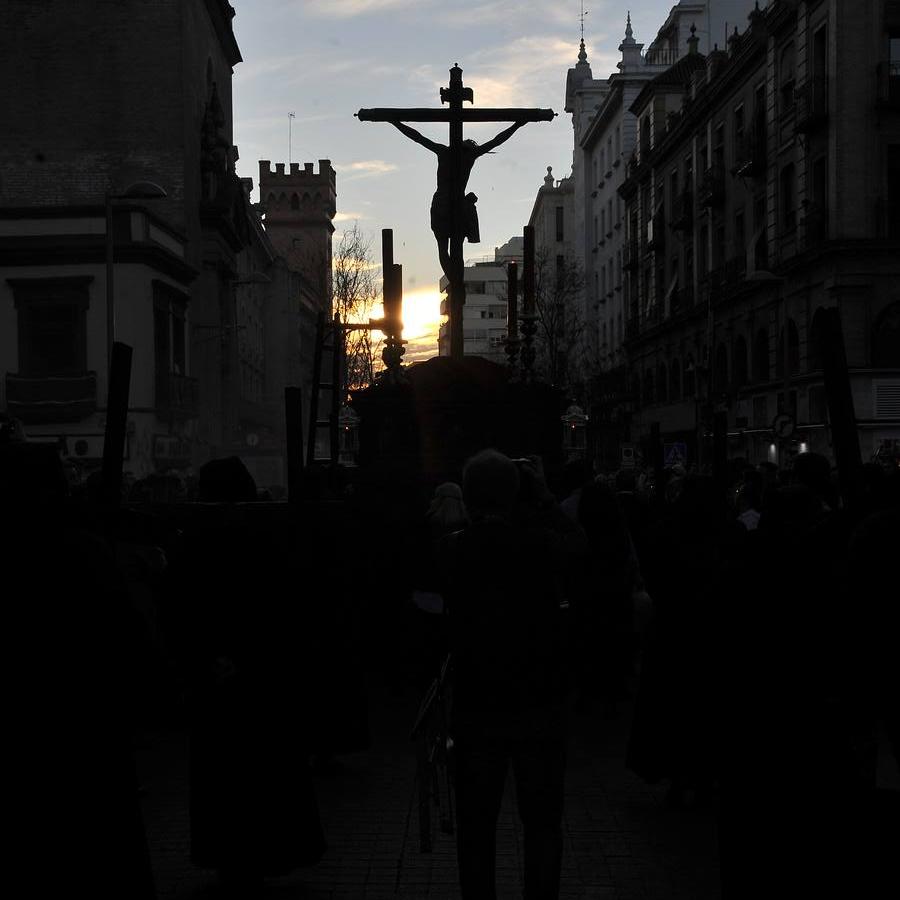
475,120 -> 526,156
389,121 -> 444,154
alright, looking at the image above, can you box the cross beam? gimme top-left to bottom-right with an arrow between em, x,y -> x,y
357,64 -> 554,362
357,108 -> 554,123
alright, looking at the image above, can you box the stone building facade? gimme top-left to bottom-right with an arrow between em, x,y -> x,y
438,237 -> 523,364
0,1 -> 335,487
555,3 -> 764,465
619,0 -> 900,469
528,167 -> 584,386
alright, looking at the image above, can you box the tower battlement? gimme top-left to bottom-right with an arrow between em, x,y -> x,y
259,159 -> 336,187
259,159 -> 336,222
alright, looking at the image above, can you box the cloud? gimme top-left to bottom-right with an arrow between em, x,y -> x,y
333,211 -> 369,223
459,35 -> 618,109
299,0 -> 430,19
337,159 -> 400,181
235,55 -> 298,82
433,0 -> 620,31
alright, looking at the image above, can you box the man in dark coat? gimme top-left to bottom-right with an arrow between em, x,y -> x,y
442,449 -> 585,900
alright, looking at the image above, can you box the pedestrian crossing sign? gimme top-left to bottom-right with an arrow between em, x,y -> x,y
663,442 -> 687,467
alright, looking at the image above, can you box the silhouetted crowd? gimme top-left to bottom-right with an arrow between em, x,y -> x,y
2,407 -> 897,899
408,449 -> 900,899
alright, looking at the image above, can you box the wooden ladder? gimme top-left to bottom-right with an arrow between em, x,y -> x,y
306,311 -> 343,467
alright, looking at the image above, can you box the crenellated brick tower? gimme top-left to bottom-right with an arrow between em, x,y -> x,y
259,159 -> 336,311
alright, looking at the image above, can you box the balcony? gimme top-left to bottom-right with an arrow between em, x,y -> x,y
5,371 -> 97,423
156,372 -> 199,419
698,165 -> 726,208
794,80 -> 828,133
643,46 -> 680,67
732,122 -> 767,179
625,152 -> 640,179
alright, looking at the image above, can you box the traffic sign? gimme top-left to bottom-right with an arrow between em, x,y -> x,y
771,413 -> 796,440
663,441 -> 687,467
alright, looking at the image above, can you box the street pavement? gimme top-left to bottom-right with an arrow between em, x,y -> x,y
137,675 -> 721,899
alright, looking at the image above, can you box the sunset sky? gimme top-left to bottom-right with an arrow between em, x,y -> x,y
230,1 -> 681,360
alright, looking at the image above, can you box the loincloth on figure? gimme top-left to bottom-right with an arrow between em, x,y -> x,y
430,191 -> 480,243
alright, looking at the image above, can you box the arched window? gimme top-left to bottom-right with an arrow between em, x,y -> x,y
733,335 -> 749,387
754,327 -> 769,382
775,319 -> 800,377
715,343 -> 729,392
644,368 -> 655,404
808,308 -> 826,371
872,301 -> 900,368
657,362 -> 668,403
670,358 -> 681,400
684,354 -> 696,397
266,192 -> 276,207
291,193 -> 300,210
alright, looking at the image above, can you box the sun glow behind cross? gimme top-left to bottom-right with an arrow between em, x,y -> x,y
355,285 -> 443,366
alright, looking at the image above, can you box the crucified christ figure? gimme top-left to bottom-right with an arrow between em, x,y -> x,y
389,119 -> 526,281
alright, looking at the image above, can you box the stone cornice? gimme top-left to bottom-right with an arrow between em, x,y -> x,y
203,0 -> 242,67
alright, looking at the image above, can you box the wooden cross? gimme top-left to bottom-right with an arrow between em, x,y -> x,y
357,64 -> 554,362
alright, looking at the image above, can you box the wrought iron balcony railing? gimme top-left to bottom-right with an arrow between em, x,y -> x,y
5,371 -> 97,424
698,164 -> 726,207
794,79 -> 828,133
732,119 -> 767,179
643,46 -> 680,67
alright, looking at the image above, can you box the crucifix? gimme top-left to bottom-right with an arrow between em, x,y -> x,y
357,64 -> 554,361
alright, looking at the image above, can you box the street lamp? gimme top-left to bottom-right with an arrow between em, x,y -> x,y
338,403 -> 361,466
105,180 -> 168,367
561,402 -> 589,461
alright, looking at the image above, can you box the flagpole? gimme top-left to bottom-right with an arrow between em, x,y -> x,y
288,111 -> 295,165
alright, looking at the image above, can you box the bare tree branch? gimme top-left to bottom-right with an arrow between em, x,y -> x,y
333,222 -> 383,390
531,249 -> 586,389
